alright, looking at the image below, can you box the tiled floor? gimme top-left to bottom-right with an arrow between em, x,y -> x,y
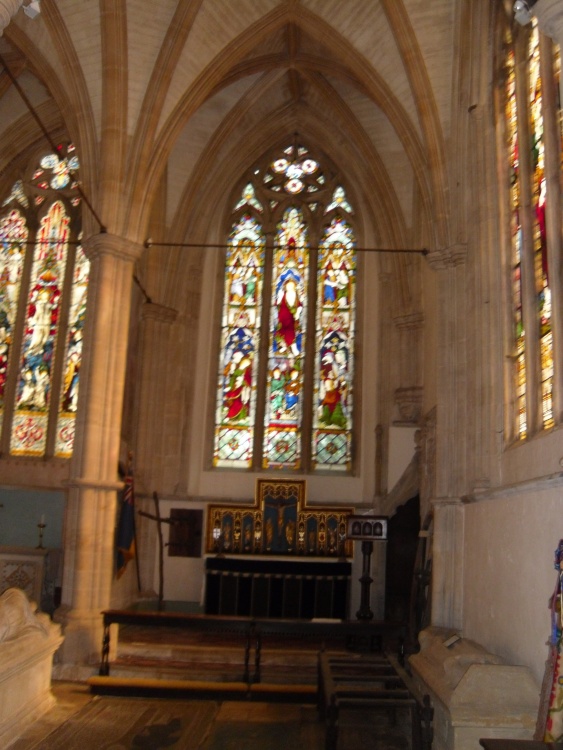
9,681 -> 412,750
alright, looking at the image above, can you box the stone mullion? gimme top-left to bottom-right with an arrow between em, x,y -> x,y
301,229 -> 319,474
57,233 -> 142,668
252,229 -> 273,470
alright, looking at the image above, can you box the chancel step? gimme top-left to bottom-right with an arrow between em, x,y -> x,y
87,675 -> 317,703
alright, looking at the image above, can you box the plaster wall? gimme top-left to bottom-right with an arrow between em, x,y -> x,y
152,498 -> 207,604
462,487 -> 560,686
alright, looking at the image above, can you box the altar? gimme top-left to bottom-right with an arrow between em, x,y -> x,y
204,479 -> 354,619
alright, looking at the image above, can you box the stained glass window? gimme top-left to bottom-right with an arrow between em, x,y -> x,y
313,218 -> 356,469
0,144 -> 84,457
0,210 -> 27,437
214,214 -> 265,467
505,39 -> 527,438
214,144 -> 357,472
529,21 -> 554,429
55,243 -> 89,457
263,208 -> 309,469
502,16 -> 562,442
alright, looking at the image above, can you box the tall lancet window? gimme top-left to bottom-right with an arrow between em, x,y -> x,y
528,22 -> 554,429
0,144 -> 87,457
501,18 -> 562,441
213,143 -> 357,472
505,34 -> 527,437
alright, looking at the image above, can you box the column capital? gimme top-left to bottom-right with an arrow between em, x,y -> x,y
535,0 -> 563,44
0,1 -> 24,35
83,232 -> 144,263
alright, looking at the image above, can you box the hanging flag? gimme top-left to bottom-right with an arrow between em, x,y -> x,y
538,540 -> 563,741
115,472 -> 136,579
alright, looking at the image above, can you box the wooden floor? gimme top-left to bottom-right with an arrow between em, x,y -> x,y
10,681 -> 413,750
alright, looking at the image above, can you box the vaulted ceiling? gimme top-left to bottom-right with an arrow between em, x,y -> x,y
0,0 -> 460,269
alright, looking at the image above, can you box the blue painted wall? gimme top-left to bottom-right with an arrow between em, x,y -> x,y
0,488 -> 65,549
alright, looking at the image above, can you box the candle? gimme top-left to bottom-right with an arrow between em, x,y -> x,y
40,514 -> 45,525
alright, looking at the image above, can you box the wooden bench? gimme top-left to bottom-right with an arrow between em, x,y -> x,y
317,651 -> 433,750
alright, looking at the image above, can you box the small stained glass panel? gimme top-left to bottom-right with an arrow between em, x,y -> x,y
529,21 -> 553,429
313,216 -> 356,470
55,243 -> 89,457
263,207 -> 308,469
10,201 -> 70,456
0,209 -> 27,433
214,214 -> 265,467
506,37 -> 527,439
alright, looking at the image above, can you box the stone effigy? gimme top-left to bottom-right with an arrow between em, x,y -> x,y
0,587 -> 63,748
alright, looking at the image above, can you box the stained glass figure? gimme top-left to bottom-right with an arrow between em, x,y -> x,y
313,217 -> 355,470
55,243 -> 89,457
214,215 -> 265,467
263,208 -> 308,469
11,201 -> 70,455
529,21 -> 554,429
0,210 -> 27,435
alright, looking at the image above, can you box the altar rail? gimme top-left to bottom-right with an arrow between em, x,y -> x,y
99,609 -> 405,681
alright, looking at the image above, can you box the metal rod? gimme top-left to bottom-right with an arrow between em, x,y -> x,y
144,239 -> 428,255
0,53 -> 107,233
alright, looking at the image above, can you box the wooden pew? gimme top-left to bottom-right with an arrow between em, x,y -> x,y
317,651 -> 433,750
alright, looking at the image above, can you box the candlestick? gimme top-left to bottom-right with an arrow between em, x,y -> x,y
36,521 -> 46,549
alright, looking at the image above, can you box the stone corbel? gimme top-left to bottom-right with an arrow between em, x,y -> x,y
394,385 -> 424,425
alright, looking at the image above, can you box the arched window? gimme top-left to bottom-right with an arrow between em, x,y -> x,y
501,20 -> 561,440
0,144 -> 87,457
214,142 -> 357,472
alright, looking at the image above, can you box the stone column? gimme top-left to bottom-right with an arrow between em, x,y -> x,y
57,233 -> 142,669
133,301 -> 178,598
0,0 -> 24,34
430,499 -> 464,630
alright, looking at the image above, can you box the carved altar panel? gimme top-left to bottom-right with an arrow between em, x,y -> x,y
206,479 -> 353,557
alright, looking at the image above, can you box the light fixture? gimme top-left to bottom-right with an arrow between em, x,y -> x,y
23,1 -> 41,19
513,0 -> 537,26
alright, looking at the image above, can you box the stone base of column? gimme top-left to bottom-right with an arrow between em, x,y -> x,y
53,606 -> 105,674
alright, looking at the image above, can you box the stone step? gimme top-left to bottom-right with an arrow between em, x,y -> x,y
87,675 -> 317,703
